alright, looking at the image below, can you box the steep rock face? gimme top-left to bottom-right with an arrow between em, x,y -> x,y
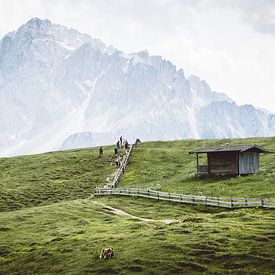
0,18 -> 92,149
197,102 -> 275,139
0,18 -> 274,156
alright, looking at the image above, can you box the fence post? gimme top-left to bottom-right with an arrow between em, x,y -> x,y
217,196 -> 220,206
205,196 -> 208,205
261,198 -> 265,207
157,192 -> 159,201
180,195 -> 182,202
168,192 -> 171,201
245,198 -> 248,207
231,198 -> 233,208
147,190 -> 150,198
192,196 -> 195,204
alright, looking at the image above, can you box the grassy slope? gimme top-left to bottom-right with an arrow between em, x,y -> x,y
0,138 -> 275,274
0,146 -> 116,212
0,196 -> 274,274
120,137 -> 275,198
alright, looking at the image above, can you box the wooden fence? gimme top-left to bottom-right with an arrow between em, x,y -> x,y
94,188 -> 275,209
109,141 -> 137,188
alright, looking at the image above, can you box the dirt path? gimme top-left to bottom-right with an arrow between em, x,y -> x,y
104,170 -> 117,188
92,200 -> 181,225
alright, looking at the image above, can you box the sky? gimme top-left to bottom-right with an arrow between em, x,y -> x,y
0,0 -> 275,112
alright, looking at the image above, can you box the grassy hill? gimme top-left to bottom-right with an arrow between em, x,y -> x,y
120,137 -> 275,198
0,198 -> 275,274
1,196 -> 274,274
0,137 -> 275,274
0,146 -> 116,212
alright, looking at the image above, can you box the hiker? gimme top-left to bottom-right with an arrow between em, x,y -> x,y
114,147 -> 118,155
115,155 -> 120,167
116,140 -> 120,149
120,136 -> 123,144
99,146 -> 103,157
125,140 -> 129,151
121,138 -> 125,149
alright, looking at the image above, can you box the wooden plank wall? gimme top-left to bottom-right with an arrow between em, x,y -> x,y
239,152 -> 259,174
208,152 -> 238,175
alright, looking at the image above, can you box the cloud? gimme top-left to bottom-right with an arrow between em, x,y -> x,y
218,0 -> 275,34
0,0 -> 274,112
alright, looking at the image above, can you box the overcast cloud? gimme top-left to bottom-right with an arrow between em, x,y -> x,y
0,0 -> 274,112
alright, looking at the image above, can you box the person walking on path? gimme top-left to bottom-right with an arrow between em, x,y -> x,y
116,140 -> 121,150
99,146 -> 103,158
115,155 -> 120,167
125,140 -> 129,151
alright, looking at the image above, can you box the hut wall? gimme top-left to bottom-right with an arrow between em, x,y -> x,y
239,152 -> 259,174
208,152 -> 238,175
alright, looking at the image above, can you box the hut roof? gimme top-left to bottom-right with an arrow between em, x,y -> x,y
189,144 -> 268,154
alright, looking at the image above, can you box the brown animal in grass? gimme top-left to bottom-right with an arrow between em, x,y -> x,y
99,248 -> 115,259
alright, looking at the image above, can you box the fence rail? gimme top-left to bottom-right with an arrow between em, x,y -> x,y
94,188 -> 275,209
109,142 -> 137,188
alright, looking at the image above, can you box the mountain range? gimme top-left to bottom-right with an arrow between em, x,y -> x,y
0,18 -> 274,156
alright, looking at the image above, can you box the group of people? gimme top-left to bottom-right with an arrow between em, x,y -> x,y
98,136 -> 130,167
114,136 -> 129,167
115,136 -> 129,151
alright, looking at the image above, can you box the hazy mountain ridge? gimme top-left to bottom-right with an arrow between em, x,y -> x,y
0,18 -> 274,156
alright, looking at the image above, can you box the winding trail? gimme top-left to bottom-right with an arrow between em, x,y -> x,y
91,200 -> 181,225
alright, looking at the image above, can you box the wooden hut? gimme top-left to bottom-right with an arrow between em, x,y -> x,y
189,144 -> 268,176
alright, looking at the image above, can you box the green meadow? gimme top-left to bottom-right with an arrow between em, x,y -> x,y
0,146 -> 116,212
0,137 -> 274,274
120,137 -> 275,198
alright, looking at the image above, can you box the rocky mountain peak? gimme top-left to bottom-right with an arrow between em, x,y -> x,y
0,18 -> 274,156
